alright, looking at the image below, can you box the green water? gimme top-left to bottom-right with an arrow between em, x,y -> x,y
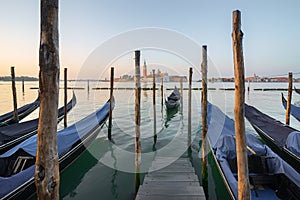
60,138 -> 141,199
2,81 -> 300,200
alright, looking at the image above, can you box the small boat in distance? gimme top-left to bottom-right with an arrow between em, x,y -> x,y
0,97 -> 114,199
165,86 -> 180,109
245,103 -> 300,173
0,95 -> 40,127
0,92 -> 77,154
207,102 -> 300,199
282,93 -> 300,122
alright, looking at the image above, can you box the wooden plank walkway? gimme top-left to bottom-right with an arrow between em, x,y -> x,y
136,156 -> 206,200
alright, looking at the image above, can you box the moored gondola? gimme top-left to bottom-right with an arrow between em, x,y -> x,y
207,102 -> 300,199
282,93 -> 300,122
165,86 -> 180,109
0,97 -> 114,199
0,95 -> 40,127
245,102 -> 300,173
0,92 -> 77,154
294,86 -> 300,95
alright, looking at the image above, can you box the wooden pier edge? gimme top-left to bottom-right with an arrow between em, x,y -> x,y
136,156 -> 206,200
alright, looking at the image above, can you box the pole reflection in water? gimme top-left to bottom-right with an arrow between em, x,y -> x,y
134,142 -> 141,197
109,141 -> 118,199
142,82 -> 148,99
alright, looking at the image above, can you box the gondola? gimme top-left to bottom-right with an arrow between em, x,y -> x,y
207,102 -> 300,199
0,96 -> 40,127
0,97 -> 114,199
282,93 -> 300,122
0,92 -> 77,154
165,86 -> 180,109
245,103 -> 300,173
294,86 -> 300,95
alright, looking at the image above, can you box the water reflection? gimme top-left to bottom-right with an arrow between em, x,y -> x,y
59,139 -> 104,199
109,141 -> 118,199
164,106 -> 179,128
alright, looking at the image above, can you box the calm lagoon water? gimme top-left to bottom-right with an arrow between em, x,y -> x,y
1,81 -> 300,200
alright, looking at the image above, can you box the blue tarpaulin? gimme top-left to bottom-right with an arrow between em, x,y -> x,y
0,99 -> 112,198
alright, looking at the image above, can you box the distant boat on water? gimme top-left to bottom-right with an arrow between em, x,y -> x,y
165,86 -> 180,109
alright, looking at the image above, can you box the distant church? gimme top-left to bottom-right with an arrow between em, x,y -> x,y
141,60 -> 187,82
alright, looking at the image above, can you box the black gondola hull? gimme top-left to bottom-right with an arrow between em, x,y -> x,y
2,120 -> 107,200
250,123 -> 300,173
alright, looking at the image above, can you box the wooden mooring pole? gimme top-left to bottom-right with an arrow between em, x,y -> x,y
135,50 -> 141,152
22,78 -> 25,94
134,50 -> 141,195
108,67 -> 114,140
286,72 -> 293,125
201,45 -> 208,188
247,79 -> 250,92
232,10 -> 250,200
180,78 -> 183,114
87,80 -> 90,92
35,0 -> 60,198
10,66 -> 18,122
152,70 -> 157,143
64,68 -> 67,128
188,67 -> 193,147
161,78 -> 163,106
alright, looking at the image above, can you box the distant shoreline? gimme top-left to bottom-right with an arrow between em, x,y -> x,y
0,76 -> 38,81
1,76 -> 299,83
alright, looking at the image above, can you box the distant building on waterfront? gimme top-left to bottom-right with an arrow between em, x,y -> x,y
113,60 -> 187,82
208,73 -> 300,83
143,60 -> 147,78
140,60 -> 187,82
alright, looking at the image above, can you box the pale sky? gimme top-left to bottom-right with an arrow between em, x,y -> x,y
0,0 -> 299,80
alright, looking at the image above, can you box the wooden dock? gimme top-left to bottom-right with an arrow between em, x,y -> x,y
136,156 -> 206,200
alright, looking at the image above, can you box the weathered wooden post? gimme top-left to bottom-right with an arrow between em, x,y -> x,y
134,50 -> 141,194
188,67 -> 193,147
22,78 -> 25,94
180,77 -> 183,114
64,68 -> 67,128
35,0 -> 60,199
87,80 -> 90,92
135,50 -> 141,152
201,45 -> 208,188
10,66 -> 18,122
232,10 -> 250,200
152,69 -> 157,143
161,78 -> 164,106
247,79 -> 250,93
108,67 -> 114,140
286,72 -> 293,125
